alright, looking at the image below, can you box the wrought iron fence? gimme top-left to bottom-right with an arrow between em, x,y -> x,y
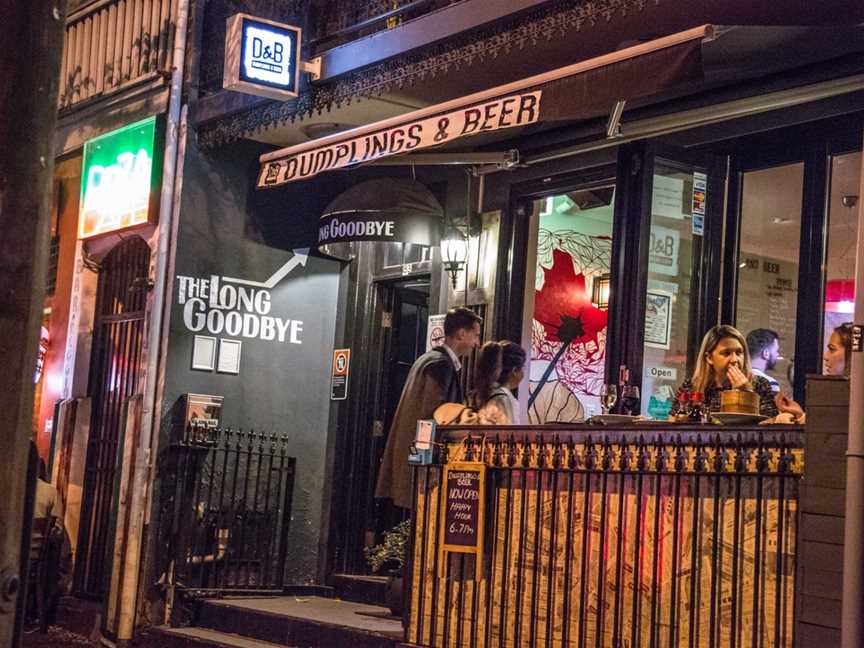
409,428 -> 803,648
168,425 -> 296,595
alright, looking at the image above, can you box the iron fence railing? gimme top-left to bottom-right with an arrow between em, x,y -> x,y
409,428 -> 803,648
168,425 -> 296,596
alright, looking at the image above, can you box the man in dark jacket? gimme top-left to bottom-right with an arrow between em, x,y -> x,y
375,307 -> 481,509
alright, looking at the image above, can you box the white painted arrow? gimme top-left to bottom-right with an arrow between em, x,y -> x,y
221,248 -> 309,288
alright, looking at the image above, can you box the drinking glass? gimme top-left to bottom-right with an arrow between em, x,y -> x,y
600,384 -> 617,415
621,385 -> 640,416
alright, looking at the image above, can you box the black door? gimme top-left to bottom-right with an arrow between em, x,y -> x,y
371,278 -> 430,545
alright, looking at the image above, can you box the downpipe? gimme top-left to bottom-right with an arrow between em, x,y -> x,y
116,0 -> 190,641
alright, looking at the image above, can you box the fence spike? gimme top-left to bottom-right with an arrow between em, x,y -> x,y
673,434 -> 687,473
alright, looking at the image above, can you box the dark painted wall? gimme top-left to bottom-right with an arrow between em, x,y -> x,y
156,136 -> 342,584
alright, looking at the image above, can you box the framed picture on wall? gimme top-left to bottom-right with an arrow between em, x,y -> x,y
192,335 -> 217,371
218,339 -> 242,374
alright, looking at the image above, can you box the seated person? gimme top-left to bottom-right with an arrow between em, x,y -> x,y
771,322 -> 854,424
28,459 -> 72,632
467,341 -> 527,425
824,322 -> 852,377
670,325 -> 779,419
746,328 -> 781,394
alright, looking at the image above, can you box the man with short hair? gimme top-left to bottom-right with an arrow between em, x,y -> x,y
746,328 -> 781,394
376,307 -> 482,509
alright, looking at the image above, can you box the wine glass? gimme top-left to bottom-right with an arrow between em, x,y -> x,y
600,384 -> 618,415
621,385 -> 640,416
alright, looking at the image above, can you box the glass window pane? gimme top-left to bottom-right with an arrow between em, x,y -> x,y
824,151 -> 861,370
528,190 -> 614,422
735,163 -> 803,396
642,163 -> 702,418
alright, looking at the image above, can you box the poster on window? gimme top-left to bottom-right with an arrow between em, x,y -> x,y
645,289 -> 673,349
648,225 -> 680,277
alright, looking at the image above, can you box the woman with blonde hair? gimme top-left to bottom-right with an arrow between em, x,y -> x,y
670,324 -> 779,418
467,341 -> 527,425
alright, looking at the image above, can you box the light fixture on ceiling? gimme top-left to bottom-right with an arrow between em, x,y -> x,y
772,217 -> 793,225
591,273 -> 612,309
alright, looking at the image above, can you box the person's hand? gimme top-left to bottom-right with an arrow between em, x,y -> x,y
727,364 -> 750,390
775,392 -> 804,420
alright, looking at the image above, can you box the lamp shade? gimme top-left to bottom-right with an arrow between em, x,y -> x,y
441,229 -> 468,265
591,273 -> 611,309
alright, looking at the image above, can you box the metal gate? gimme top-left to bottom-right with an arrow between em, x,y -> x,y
168,425 -> 297,596
74,236 -> 150,597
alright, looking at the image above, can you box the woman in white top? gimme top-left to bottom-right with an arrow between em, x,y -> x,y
468,341 -> 527,425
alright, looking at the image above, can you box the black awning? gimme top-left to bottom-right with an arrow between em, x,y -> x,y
257,24 -> 864,188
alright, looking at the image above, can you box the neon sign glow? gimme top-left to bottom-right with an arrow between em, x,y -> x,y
79,116 -> 157,239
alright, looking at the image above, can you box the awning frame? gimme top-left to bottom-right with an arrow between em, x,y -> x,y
259,25 -> 713,165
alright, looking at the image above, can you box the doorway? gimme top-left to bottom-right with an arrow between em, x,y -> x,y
370,277 -> 430,548
74,236 -> 150,598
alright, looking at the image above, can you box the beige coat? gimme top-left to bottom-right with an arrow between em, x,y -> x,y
375,347 -> 462,508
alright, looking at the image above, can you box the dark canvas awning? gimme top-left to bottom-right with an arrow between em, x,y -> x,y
257,24 -> 864,188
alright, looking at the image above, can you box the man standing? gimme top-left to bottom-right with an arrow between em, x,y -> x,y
746,328 -> 782,394
376,307 -> 482,509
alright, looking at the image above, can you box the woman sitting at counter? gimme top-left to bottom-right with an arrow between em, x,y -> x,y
772,322 -> 854,424
468,340 -> 527,425
670,325 -> 779,419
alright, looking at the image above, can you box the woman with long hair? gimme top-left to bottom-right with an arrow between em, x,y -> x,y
825,322 -> 853,376
670,325 -> 779,418
468,341 -> 527,425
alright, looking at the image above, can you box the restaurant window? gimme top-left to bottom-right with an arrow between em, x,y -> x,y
641,162 -> 704,418
734,163 -> 804,395
824,151 -> 862,360
528,188 -> 614,422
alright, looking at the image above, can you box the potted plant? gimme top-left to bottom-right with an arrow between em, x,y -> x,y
364,520 -> 410,616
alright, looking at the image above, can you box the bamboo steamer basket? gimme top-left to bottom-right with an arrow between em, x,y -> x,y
720,389 -> 759,414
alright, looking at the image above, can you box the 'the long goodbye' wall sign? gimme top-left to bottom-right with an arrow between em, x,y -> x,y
439,461 -> 486,579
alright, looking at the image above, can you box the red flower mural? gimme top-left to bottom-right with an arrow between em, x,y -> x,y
534,248 -> 608,353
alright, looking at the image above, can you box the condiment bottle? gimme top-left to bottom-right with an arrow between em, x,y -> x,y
674,389 -> 691,423
688,391 -> 706,423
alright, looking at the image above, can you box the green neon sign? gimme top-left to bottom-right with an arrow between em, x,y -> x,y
79,116 -> 158,239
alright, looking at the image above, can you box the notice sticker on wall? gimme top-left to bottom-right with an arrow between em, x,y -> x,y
331,348 -> 351,400
692,172 -> 707,236
852,325 -> 863,353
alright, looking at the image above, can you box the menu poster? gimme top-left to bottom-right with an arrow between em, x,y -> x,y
440,461 -> 486,577
645,289 -> 673,350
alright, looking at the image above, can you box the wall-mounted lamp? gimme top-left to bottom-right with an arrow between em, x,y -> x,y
591,273 -> 611,309
441,228 -> 468,289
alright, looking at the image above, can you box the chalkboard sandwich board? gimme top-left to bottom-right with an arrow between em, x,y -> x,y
439,461 -> 486,579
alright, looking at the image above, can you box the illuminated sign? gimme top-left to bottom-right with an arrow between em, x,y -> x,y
79,116 -> 158,239
223,14 -> 301,100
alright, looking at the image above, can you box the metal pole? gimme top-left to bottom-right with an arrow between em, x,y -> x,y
116,0 -> 189,640
841,133 -> 864,648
